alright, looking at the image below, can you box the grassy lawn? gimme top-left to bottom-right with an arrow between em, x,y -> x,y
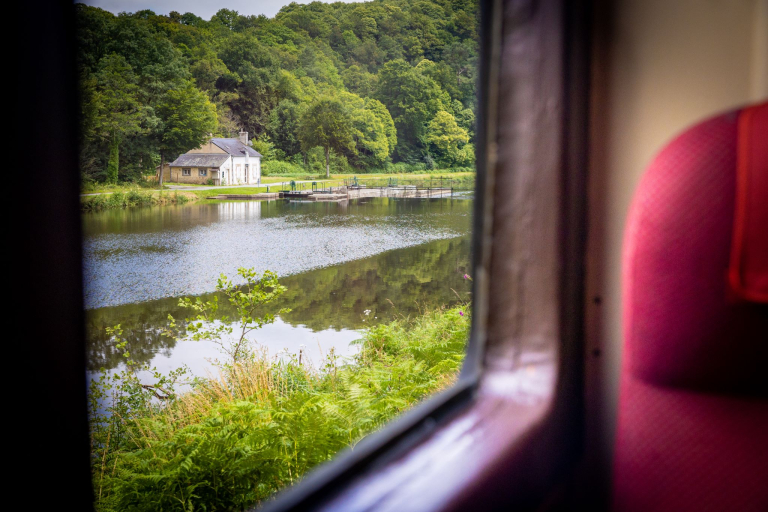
191,186 -> 273,198
82,171 -> 476,198
260,175 -> 315,183
81,183 -> 167,195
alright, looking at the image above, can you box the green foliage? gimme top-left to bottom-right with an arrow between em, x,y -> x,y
89,325 -> 189,508
251,135 -> 278,161
106,136 -> 119,184
261,160 -> 306,176
81,190 -> 195,212
267,99 -> 303,158
425,110 -> 470,166
298,96 -> 356,177
174,268 -> 291,365
155,80 -> 218,159
77,0 -> 479,184
90,291 -> 470,510
374,58 -> 451,162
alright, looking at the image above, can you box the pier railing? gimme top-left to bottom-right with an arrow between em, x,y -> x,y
271,175 -> 474,194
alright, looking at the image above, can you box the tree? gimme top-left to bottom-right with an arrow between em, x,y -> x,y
74,0 -> 479,180
177,268 -> 290,364
341,64 -> 377,97
425,110 -> 469,166
339,93 -> 397,168
268,100 -> 303,157
106,137 -> 120,184
154,80 -> 218,187
374,59 -> 449,162
298,97 -> 355,177
211,8 -> 240,31
365,98 -> 397,153
83,54 -> 150,183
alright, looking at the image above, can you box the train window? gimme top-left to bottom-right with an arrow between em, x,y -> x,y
74,0 -> 486,510
16,0 -> 589,510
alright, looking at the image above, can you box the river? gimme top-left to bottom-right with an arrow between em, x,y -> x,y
84,196 -> 473,378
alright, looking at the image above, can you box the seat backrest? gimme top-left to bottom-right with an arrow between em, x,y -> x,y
613,102 -> 768,512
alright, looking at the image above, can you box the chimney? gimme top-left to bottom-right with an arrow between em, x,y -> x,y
239,129 -> 248,145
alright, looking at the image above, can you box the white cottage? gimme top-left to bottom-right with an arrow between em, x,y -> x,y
159,130 -> 262,185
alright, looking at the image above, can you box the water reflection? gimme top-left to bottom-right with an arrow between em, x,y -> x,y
86,236 -> 472,373
83,198 -> 472,309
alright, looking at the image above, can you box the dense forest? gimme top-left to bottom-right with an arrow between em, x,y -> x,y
76,0 -> 479,183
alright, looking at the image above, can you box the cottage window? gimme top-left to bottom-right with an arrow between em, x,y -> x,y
182,168 -> 191,176
199,169 -> 207,176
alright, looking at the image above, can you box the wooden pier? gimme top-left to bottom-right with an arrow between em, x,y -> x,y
209,186 -> 453,202
208,192 -> 280,200
283,186 -> 452,201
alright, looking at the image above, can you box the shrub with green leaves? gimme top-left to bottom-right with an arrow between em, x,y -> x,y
81,190 -> 194,212
89,270 -> 470,511
261,160 -> 306,176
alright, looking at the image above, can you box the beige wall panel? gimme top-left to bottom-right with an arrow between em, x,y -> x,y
584,0 -> 767,498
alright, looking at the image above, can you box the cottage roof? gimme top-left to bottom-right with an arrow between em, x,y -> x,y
211,138 -> 262,158
169,154 -> 229,168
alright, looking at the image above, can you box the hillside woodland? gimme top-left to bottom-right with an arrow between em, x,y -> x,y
76,0 -> 479,183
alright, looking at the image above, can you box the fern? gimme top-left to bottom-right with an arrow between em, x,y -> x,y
91,305 -> 470,511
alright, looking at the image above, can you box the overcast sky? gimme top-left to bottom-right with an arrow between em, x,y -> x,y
78,0 -> 360,20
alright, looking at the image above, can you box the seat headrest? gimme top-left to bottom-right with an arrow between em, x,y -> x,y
622,103 -> 768,396
729,102 -> 768,302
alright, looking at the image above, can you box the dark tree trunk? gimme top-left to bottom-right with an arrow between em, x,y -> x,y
158,151 -> 164,188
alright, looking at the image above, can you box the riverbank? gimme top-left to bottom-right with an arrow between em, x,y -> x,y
80,172 -> 476,212
90,305 -> 470,511
81,189 -> 199,212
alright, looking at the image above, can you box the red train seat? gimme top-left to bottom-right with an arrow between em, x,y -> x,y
613,102 -> 768,511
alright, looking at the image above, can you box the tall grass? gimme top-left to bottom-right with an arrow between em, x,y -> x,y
81,179 -> 160,194
91,306 -> 469,511
82,190 -> 195,212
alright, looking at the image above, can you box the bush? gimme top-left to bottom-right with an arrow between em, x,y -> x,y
106,191 -> 125,209
81,190 -> 196,212
174,191 -> 190,205
89,288 -> 470,511
261,160 -> 305,176
82,194 -> 108,212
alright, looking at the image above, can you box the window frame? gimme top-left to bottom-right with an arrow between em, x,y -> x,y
199,168 -> 207,177
182,168 -> 191,176
18,0 -> 591,509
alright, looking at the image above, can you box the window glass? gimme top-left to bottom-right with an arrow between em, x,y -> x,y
78,1 -> 479,509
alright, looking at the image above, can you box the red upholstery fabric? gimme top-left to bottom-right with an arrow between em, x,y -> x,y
613,108 -> 768,512
614,379 -> 768,512
729,102 -> 768,302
